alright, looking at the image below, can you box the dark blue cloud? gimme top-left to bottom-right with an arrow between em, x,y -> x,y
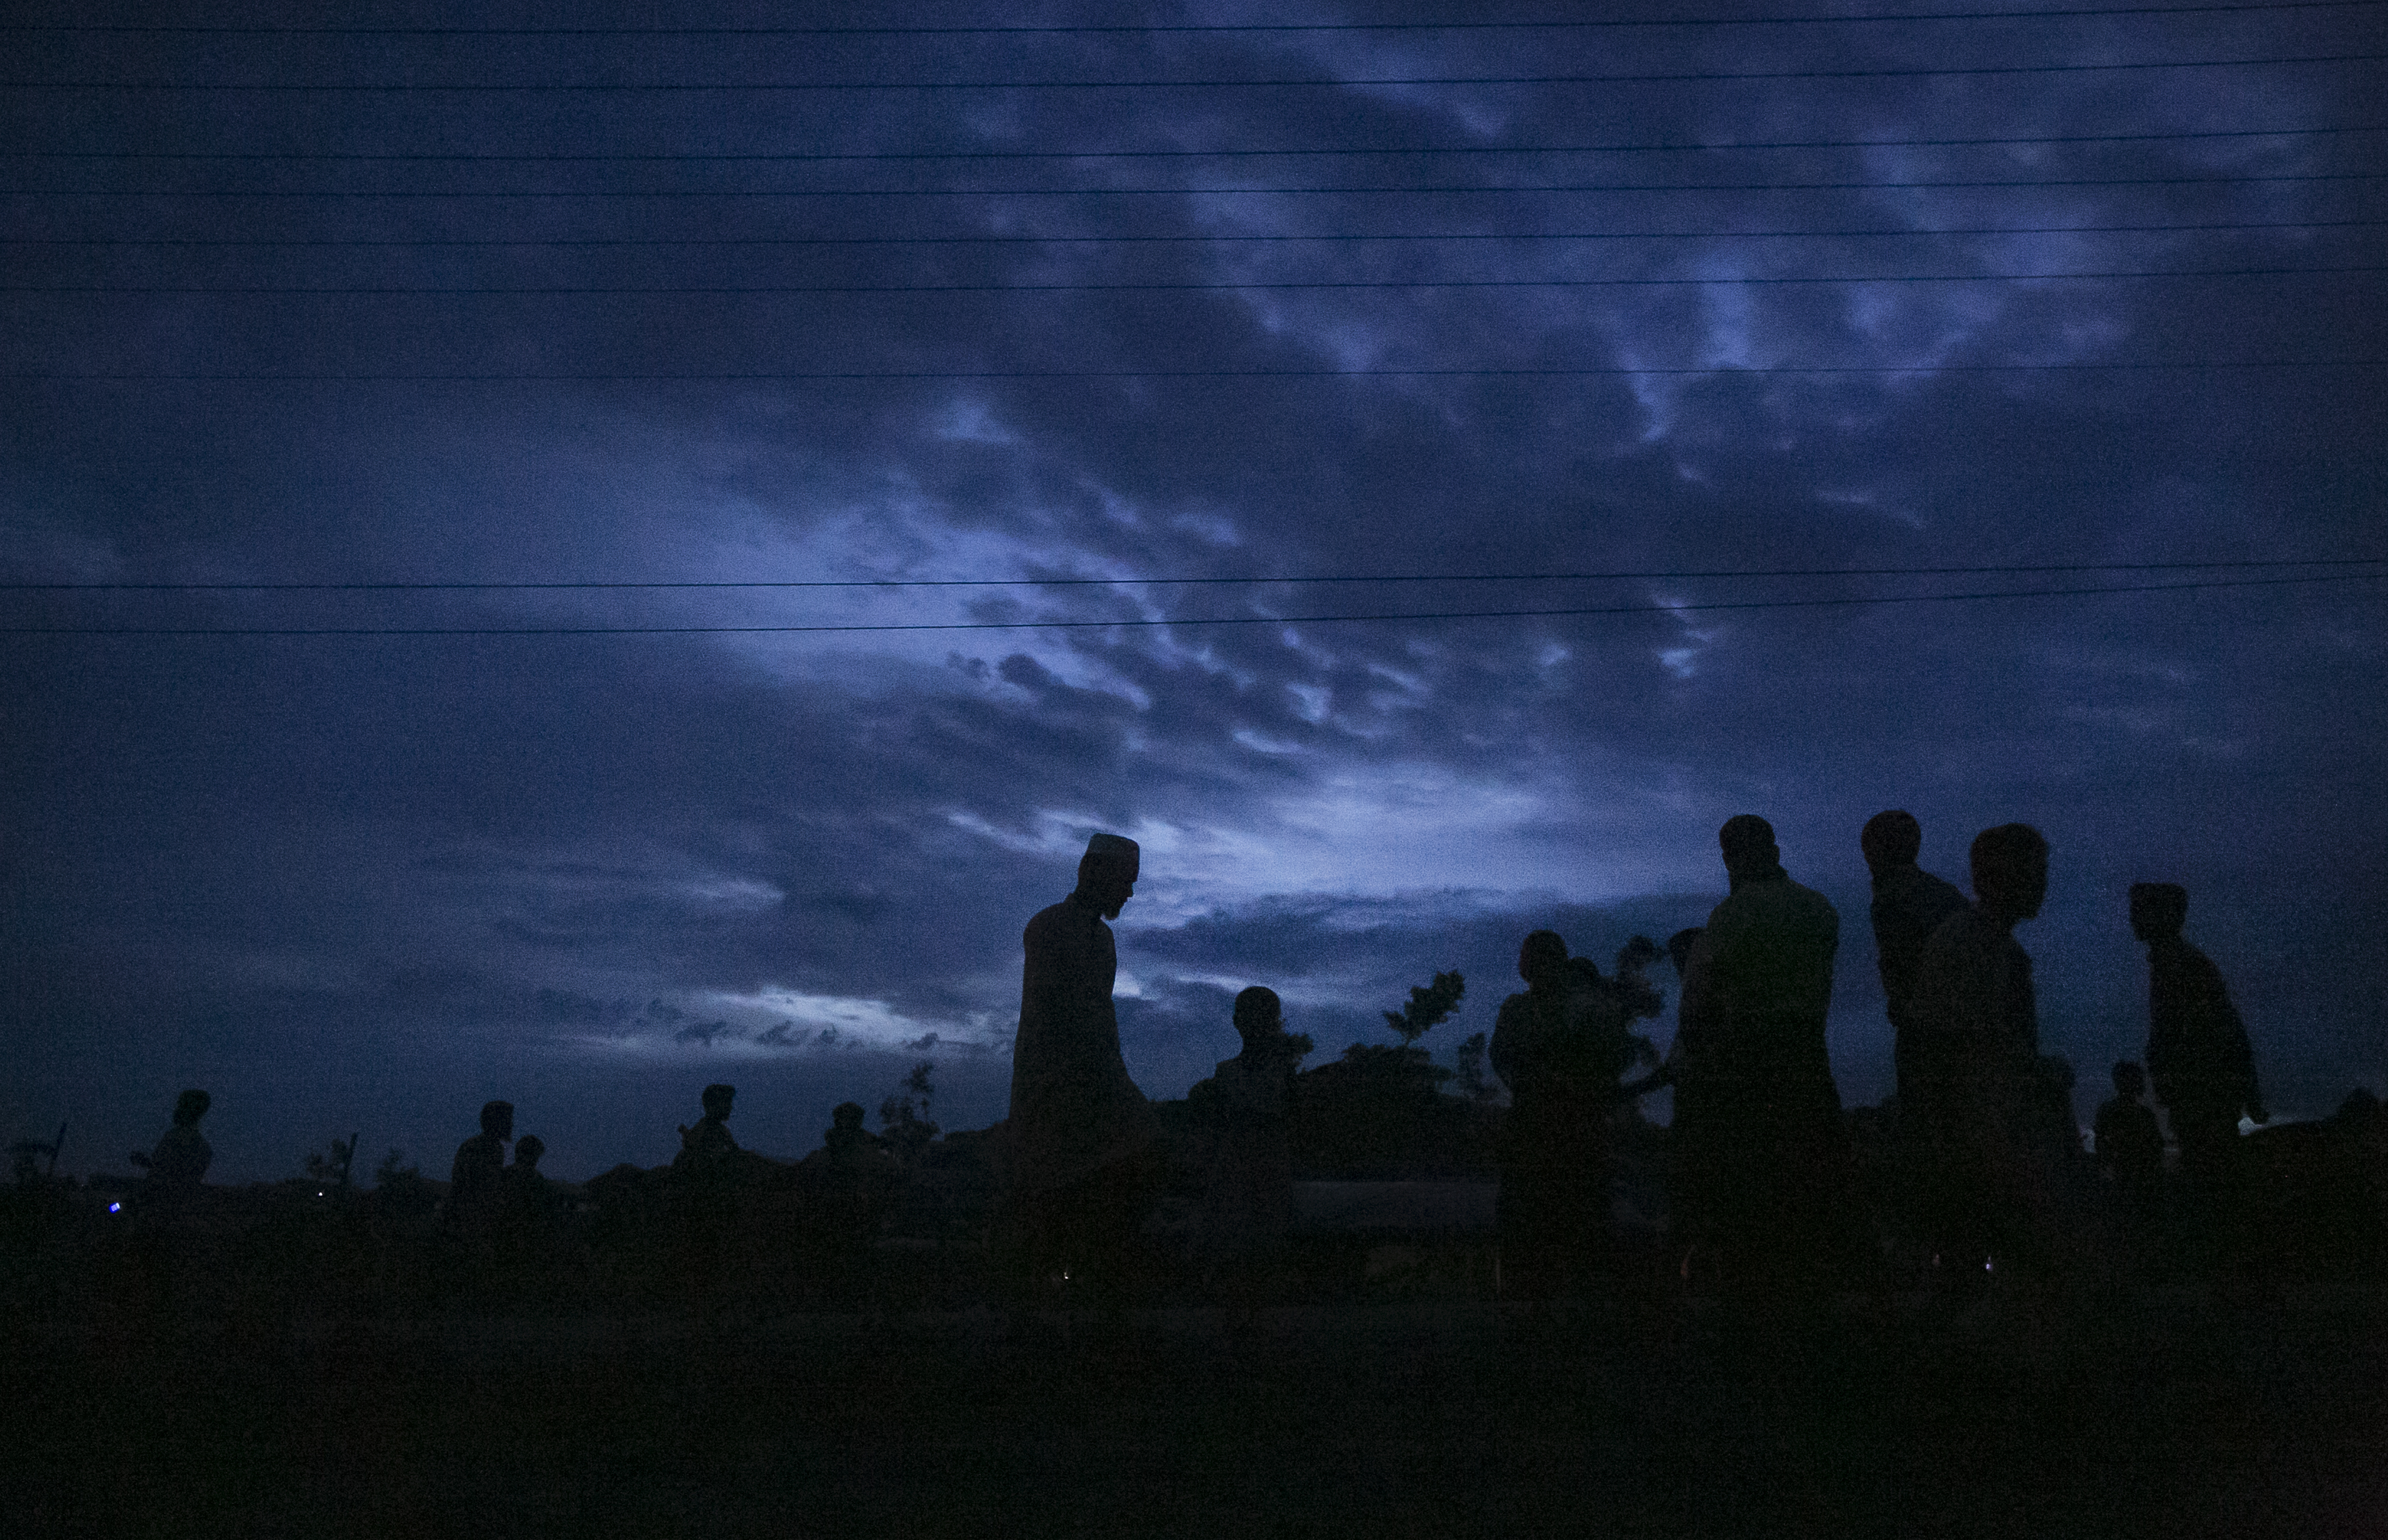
4,1 -> 2381,1178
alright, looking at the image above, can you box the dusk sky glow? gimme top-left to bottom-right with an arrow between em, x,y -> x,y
4,1 -> 2383,1182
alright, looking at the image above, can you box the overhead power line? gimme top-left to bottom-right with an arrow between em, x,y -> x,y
7,171 -> 2376,197
9,573 -> 2384,636
11,220 -> 2376,249
13,265 -> 2374,295
7,124 -> 2377,162
5,2 -> 2378,34
14,361 -> 2384,382
9,51 -> 2383,90
13,558 -> 2381,593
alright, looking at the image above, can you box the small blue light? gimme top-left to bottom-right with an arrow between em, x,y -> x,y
108,1201 -> 122,1213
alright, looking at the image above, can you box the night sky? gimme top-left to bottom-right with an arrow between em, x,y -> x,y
4,2 -> 2383,1182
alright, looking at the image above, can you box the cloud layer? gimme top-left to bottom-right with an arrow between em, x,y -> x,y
5,2 -> 2383,1178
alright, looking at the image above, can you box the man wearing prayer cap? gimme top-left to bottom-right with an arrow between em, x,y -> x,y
999,831 -> 1160,1290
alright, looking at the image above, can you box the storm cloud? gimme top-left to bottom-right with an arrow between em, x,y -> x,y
4,1 -> 2382,1179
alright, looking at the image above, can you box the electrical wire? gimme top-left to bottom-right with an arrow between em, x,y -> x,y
11,557 -> 2381,592
12,266 -> 2374,295
7,124 -> 2377,162
9,572 -> 2383,636
9,220 -> 2374,248
5,1 -> 2379,34
7,172 -> 2378,197
12,360 -> 2381,381
9,51 -> 2383,91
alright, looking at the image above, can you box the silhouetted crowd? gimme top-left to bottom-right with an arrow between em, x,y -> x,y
15,819 -> 2386,1318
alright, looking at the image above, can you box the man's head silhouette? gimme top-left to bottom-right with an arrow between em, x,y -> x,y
702,1083 -> 736,1120
480,1100 -> 514,1140
1718,814 -> 1779,878
172,1089 -> 211,1128
2129,882 -> 2188,942
1861,810 -> 1924,874
1519,930 -> 1570,991
1233,985 -> 1283,1045
1076,831 -> 1140,919
1969,823 -> 2049,926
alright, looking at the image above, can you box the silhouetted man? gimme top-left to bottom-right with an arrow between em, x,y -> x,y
1492,930 -> 1642,1298
1197,985 -> 1300,1286
802,1102 -> 899,1282
1000,831 -> 1159,1290
448,1100 -> 513,1228
2134,882 -> 2267,1178
673,1083 -> 742,1178
1862,810 -> 1971,1109
1912,824 -> 2070,1279
818,1101 -> 891,1169
130,1089 -> 214,1209
1701,815 -> 1849,1293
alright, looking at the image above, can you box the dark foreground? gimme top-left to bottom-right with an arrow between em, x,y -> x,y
7,1285 -> 2384,1539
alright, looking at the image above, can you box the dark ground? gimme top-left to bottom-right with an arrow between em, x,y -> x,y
6,1284 -> 2384,1539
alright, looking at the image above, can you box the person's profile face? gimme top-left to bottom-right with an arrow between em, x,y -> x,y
2019,854 -> 2049,919
1086,857 -> 1137,918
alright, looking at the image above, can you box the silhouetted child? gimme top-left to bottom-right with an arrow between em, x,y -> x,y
2094,1061 -> 2164,1191
506,1133 -> 563,1217
1198,986 -> 1300,1286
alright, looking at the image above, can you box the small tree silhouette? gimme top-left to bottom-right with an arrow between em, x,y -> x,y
302,1133 -> 360,1193
879,1059 -> 941,1167
1383,970 -> 1466,1046
1452,1030 -> 1502,1106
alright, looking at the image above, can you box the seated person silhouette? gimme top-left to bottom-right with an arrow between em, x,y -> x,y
131,1089 -> 214,1211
